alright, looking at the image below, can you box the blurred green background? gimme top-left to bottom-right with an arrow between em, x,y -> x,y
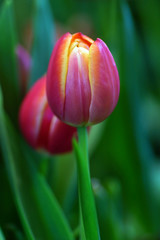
0,0 -> 160,239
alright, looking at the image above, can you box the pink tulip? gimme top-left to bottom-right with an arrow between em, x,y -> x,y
47,32 -> 120,126
19,75 -> 77,154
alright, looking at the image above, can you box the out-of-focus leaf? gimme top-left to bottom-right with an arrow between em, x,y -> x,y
2,224 -> 25,240
0,0 -> 20,124
49,153 -> 77,215
93,179 -> 124,240
29,0 -> 55,86
129,0 -> 160,97
0,228 -> 5,240
118,0 -> 159,231
13,0 -> 35,47
49,0 -> 73,23
0,88 -> 73,240
90,0 -> 159,234
0,163 -> 18,226
88,122 -> 106,155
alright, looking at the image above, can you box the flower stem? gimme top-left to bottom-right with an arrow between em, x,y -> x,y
74,126 -> 100,240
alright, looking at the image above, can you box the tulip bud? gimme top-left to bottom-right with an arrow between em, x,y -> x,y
47,32 -> 120,126
19,75 -> 77,154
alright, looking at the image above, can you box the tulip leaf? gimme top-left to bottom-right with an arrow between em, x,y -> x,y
90,0 -> 159,234
49,153 -> 77,214
0,228 -> 5,240
94,181 -> 123,240
118,0 -> 159,230
13,0 -> 35,45
29,0 -> 55,86
0,88 -> 73,240
0,0 -> 20,123
132,0 -> 160,97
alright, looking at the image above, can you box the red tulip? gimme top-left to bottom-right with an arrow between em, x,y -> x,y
47,32 -> 120,126
19,75 -> 77,154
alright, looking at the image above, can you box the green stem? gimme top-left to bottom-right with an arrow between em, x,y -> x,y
79,201 -> 86,240
75,127 -> 100,240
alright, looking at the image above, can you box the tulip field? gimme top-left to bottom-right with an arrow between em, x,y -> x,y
0,0 -> 160,239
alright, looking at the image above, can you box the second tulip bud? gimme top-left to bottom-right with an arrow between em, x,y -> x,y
47,32 -> 120,126
19,75 -> 77,154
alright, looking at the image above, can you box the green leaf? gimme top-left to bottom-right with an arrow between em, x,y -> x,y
13,0 -> 35,45
118,0 -> 159,231
131,0 -> 160,97
0,228 -> 5,240
48,153 -> 77,214
0,87 -> 73,240
93,180 -> 123,240
90,0 -> 159,234
0,0 -> 20,124
29,0 -> 55,86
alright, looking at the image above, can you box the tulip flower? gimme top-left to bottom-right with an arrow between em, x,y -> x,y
47,32 -> 120,126
19,75 -> 77,154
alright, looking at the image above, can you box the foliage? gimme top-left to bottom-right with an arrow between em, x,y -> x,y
0,0 -> 160,239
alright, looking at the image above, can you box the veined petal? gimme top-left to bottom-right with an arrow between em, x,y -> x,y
47,32 -> 72,119
64,46 -> 91,126
89,39 -> 120,124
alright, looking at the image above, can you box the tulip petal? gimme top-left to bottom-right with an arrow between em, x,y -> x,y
19,76 -> 47,147
47,32 -> 72,119
48,117 -> 76,154
89,39 -> 120,124
71,32 -> 94,46
64,46 -> 91,125
36,104 -> 53,151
